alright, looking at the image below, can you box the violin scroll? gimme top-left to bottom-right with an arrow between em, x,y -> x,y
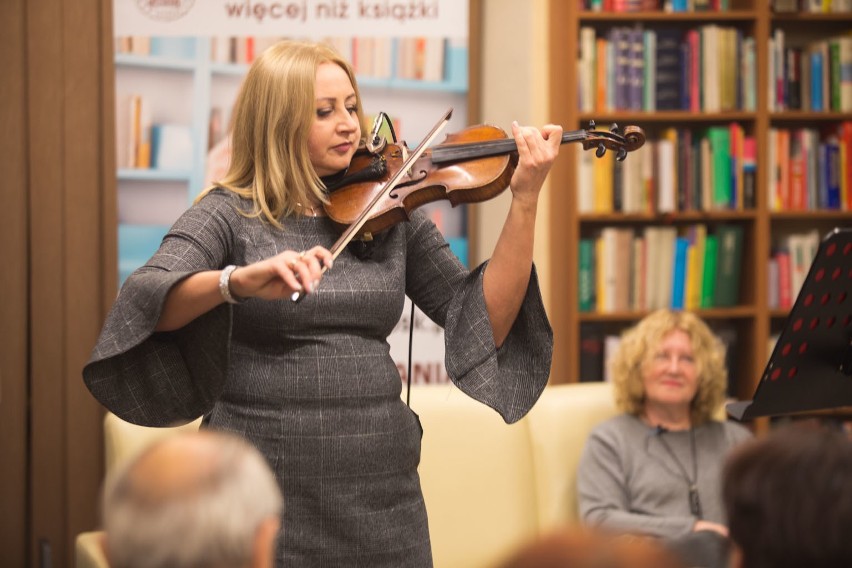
581,121 -> 645,162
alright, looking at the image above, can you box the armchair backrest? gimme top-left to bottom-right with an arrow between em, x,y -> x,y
104,413 -> 202,475
524,382 -> 618,531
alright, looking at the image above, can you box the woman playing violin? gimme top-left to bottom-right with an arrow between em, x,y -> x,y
84,39 -> 561,567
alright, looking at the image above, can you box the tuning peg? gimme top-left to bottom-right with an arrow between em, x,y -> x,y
588,119 -> 596,131
610,123 -> 620,134
596,143 -> 606,158
616,147 -> 627,161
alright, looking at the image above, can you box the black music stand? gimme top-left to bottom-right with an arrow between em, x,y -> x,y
728,228 -> 852,421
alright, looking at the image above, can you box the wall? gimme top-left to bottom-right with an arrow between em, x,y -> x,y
0,0 -> 30,565
474,0 -> 553,311
0,0 -> 115,565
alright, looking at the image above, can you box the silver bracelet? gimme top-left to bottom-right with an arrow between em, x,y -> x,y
218,265 -> 244,304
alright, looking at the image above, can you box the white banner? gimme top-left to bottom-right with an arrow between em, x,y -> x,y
388,297 -> 450,385
115,0 -> 468,37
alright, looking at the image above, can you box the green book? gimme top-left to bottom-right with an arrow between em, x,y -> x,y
714,224 -> 744,307
707,127 -> 732,209
578,238 -> 595,312
700,235 -> 718,308
830,40 -> 841,112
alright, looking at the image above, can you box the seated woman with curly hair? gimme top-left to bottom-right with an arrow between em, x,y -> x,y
577,309 -> 752,568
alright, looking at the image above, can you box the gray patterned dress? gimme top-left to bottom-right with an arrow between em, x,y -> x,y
83,189 -> 553,567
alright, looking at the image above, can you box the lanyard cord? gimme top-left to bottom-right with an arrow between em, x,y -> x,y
405,299 -> 415,407
654,427 -> 703,519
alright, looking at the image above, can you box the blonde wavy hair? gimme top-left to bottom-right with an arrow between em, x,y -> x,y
196,40 -> 366,227
609,310 -> 728,425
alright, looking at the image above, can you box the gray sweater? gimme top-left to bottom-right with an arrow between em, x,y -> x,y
577,413 -> 752,539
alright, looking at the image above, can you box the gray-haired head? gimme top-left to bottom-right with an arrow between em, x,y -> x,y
102,429 -> 283,568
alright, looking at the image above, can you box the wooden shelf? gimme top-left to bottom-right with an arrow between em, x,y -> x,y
578,111 -> 757,122
769,210 -> 852,221
546,0 -> 852,421
578,210 -> 757,223
579,10 -> 758,22
579,306 -> 757,323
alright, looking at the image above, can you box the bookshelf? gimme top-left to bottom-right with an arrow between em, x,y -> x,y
113,36 -> 472,285
546,0 -> 852,414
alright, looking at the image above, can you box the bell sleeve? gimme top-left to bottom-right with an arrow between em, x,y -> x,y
403,211 -> 553,424
82,191 -> 244,427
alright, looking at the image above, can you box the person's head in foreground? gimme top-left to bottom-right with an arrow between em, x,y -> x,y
495,526 -> 685,568
101,430 -> 283,568
723,424 -> 852,568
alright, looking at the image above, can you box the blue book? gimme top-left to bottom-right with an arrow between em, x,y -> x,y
671,237 -> 689,309
629,25 -> 645,112
655,29 -> 683,111
679,41 -> 690,110
826,140 -> 841,210
811,51 -> 824,112
615,27 -> 631,111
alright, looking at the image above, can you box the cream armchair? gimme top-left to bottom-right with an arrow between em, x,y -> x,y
413,382 -> 618,567
77,382 -> 618,568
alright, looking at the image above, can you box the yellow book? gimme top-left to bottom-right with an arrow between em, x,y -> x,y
592,148 -> 614,213
685,224 -> 707,309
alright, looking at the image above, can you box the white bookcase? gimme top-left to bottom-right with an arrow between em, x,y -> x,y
115,36 -> 470,285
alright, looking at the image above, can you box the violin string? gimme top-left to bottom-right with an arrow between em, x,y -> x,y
429,129 -> 606,164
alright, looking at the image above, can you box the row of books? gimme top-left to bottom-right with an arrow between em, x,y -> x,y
580,323 -> 739,391
768,123 -> 852,211
210,36 -> 282,65
769,31 -> 852,113
578,25 -> 755,113
772,0 -> 852,12
117,35 -> 448,83
325,37 -> 446,82
582,0 -> 731,12
579,0 -> 851,13
117,94 -> 192,170
767,229 -> 821,310
116,36 -> 195,59
578,223 -> 744,313
577,125 -> 756,214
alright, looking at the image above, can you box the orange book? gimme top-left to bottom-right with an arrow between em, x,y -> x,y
596,37 -> 608,112
245,37 -> 255,63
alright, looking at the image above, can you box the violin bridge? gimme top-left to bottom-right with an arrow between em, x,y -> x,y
400,144 -> 414,178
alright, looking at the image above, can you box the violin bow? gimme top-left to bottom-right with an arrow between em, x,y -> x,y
291,107 -> 454,302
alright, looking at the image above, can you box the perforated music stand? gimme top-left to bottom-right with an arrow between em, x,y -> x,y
727,228 -> 852,421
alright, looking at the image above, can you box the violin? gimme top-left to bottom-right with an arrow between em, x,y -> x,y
322,112 -> 645,241
290,108 -> 644,302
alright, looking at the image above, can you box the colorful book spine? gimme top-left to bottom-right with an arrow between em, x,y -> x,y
578,239 -> 596,312
671,237 -> 689,309
700,235 -> 718,308
714,224 -> 744,307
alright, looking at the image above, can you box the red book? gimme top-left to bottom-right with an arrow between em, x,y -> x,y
776,249 -> 792,309
245,37 -> 255,64
688,30 -> 700,113
843,121 -> 852,211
